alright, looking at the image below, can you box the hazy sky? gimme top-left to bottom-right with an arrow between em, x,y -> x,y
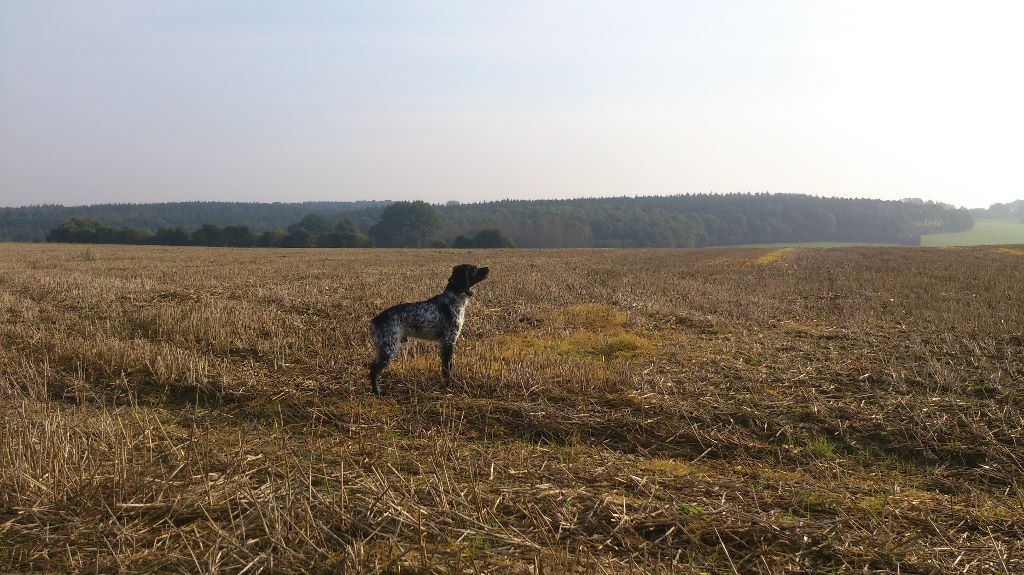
2,1 -> 1022,208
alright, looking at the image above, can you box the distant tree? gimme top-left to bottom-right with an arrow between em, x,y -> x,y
152,226 -> 191,246
191,224 -> 225,246
335,218 -> 359,234
971,200 -> 1024,221
427,238 -> 448,248
472,228 -> 515,248
288,213 -> 334,235
368,201 -> 443,247
47,218 -> 102,243
452,234 -> 474,248
46,218 -> 151,244
319,231 -> 373,248
282,228 -> 316,248
257,228 -> 286,247
117,226 -> 153,244
988,202 -> 1013,219
222,225 -> 257,247
939,209 -> 974,233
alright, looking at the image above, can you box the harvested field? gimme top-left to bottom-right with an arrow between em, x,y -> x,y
1,243 -> 1022,574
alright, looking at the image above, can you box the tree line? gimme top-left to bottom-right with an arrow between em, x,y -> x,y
45,201 -> 520,249
33,193 -> 975,249
970,199 -> 1024,221
46,214 -> 374,248
1,200 -> 386,243
429,194 -> 973,247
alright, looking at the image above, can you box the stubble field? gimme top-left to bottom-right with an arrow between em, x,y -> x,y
1,244 -> 1022,574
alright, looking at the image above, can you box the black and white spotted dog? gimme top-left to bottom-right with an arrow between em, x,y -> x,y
369,264 -> 490,395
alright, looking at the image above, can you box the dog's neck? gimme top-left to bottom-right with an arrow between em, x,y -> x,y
444,279 -> 474,296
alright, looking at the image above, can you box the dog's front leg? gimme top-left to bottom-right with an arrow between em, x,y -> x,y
440,340 -> 455,387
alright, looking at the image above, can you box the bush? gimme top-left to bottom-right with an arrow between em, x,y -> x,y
472,228 -> 515,248
152,227 -> 191,246
319,232 -> 372,248
258,229 -> 286,247
282,228 -> 317,248
452,234 -> 474,249
451,228 -> 515,248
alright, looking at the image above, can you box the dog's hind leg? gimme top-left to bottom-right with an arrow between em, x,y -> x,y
369,358 -> 387,396
370,329 -> 401,396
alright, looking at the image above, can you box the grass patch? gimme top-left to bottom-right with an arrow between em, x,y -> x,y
497,304 -> 649,361
856,495 -> 887,516
590,333 -> 649,358
921,219 -> 1024,246
753,247 -> 796,265
559,303 -> 628,330
646,458 -> 691,477
678,504 -> 706,515
806,434 -> 834,459
504,331 -> 650,360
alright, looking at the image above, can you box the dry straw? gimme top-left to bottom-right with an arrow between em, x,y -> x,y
1,243 -> 1022,573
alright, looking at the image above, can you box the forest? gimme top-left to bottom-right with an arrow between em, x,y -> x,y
3,193 -> 975,248
970,199 -> 1024,220
0,200 -> 386,243
431,194 -> 973,247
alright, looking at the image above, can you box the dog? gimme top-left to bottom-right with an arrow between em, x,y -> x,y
369,264 -> 490,395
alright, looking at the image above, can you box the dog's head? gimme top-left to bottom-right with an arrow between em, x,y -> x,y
445,263 -> 490,296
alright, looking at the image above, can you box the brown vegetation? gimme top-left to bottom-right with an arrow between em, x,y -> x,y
1,244 -> 1022,574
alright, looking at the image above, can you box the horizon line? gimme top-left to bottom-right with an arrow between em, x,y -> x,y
2,191 -> 1005,212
